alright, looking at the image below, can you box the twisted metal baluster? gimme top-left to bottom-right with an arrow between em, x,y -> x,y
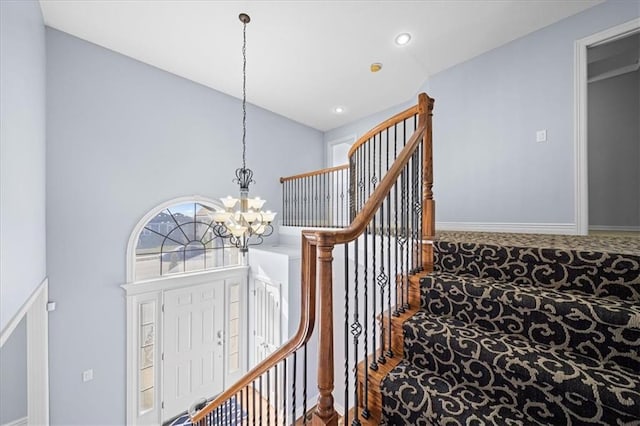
292,353 -> 297,424
344,241 -> 350,425
377,130 -> 388,365
393,123 -> 400,318
351,237 -> 362,426
370,132 -> 379,372
303,344 -> 308,425
362,139 -> 370,419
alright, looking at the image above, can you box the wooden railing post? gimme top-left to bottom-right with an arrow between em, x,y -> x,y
419,93 -> 435,271
312,233 -> 339,426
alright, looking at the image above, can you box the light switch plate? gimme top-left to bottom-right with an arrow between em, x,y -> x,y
82,369 -> 93,382
536,130 -> 547,143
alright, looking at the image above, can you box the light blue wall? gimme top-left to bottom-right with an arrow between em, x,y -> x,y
46,28 -> 323,425
0,0 -> 47,332
0,317 -> 27,424
325,0 -> 640,227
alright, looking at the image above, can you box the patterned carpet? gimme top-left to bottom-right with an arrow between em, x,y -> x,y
381,231 -> 640,425
435,230 -> 640,255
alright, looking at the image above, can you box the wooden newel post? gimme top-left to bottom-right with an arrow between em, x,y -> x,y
419,93 -> 435,271
312,234 -> 339,426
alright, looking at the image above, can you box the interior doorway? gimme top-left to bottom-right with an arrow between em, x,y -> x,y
587,32 -> 639,234
575,18 -> 640,235
327,135 -> 355,168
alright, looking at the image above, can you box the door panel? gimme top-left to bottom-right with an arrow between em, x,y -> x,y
163,281 -> 224,421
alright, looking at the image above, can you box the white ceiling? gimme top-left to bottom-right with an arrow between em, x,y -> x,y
39,0 -> 603,131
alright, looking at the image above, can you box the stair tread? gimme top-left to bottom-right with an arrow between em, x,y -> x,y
381,360 -> 541,425
403,310 -> 640,418
420,272 -> 640,370
434,238 -> 640,302
423,271 -> 640,314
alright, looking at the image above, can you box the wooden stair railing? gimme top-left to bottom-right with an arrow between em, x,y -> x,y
190,92 -> 434,426
281,165 -> 350,228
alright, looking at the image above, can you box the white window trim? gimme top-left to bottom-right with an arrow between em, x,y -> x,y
125,195 -> 226,284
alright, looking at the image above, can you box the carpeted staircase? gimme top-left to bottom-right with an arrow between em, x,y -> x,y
381,232 -> 640,425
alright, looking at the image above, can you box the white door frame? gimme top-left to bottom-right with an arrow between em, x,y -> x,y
326,135 -> 356,168
574,18 -> 640,235
122,266 -> 247,425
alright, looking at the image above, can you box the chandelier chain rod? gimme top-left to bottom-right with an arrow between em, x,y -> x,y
242,18 -> 247,171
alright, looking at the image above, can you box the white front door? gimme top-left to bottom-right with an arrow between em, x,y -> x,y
163,281 -> 224,421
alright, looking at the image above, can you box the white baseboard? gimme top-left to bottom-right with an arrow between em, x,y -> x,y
589,225 -> 640,232
436,222 -> 577,235
1,417 -> 28,426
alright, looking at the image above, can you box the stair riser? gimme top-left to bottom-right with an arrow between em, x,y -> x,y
421,277 -> 640,371
434,244 -> 640,301
403,317 -> 640,420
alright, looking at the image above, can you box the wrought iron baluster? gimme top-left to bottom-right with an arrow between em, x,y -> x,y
361,139 -> 371,420
398,164 -> 406,314
292,352 -> 297,424
393,123 -> 400,317
303,344 -> 308,425
343,241 -> 350,425
266,371 -> 270,426
377,130 -> 387,365
283,358 -> 287,426
351,237 -> 362,426
370,132 -> 379,372
403,159 -> 410,311
419,138 -> 424,271
259,375 -> 263,426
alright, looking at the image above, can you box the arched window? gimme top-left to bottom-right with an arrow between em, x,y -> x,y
131,198 -> 240,281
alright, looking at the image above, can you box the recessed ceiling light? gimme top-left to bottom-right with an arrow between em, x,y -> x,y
370,63 -> 383,73
334,106 -> 344,114
395,33 -> 411,46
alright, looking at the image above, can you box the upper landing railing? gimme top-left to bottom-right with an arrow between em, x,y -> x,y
191,93 -> 435,426
280,165 -> 350,228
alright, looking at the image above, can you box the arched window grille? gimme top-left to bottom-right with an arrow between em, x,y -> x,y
134,201 -> 239,281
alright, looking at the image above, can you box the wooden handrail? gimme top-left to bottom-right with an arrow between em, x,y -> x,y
280,164 -> 349,183
310,92 -> 433,425
191,93 -> 433,426
312,122 -> 428,246
347,104 -> 420,158
190,233 -> 318,424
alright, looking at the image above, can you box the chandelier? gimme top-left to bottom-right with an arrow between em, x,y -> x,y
212,13 -> 276,252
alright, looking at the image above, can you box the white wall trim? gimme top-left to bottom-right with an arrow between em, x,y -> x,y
125,195 -> 225,283
574,18 -> 640,236
436,222 -> 577,235
326,134 -> 356,167
27,280 -> 49,426
589,225 -> 640,232
1,417 -> 28,426
1,277 -> 47,348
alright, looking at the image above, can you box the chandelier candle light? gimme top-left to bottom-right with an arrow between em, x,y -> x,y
212,13 -> 276,253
